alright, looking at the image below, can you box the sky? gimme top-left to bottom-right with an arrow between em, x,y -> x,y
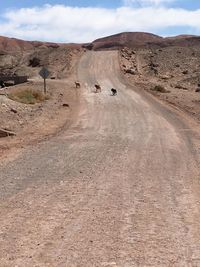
0,0 -> 200,43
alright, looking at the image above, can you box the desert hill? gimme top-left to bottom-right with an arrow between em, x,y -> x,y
0,36 -> 82,78
90,32 -> 163,50
83,32 -> 200,50
0,35 -> 82,52
1,32 -> 200,78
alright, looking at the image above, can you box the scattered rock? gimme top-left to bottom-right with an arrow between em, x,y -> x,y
195,88 -> 200,92
62,103 -> 69,107
1,103 -> 8,108
10,107 -> 17,113
182,70 -> 188,75
29,57 -> 41,67
151,85 -> 170,93
175,84 -> 188,90
0,128 -> 16,137
125,69 -> 135,75
4,81 -> 15,87
18,120 -> 24,125
160,75 -> 171,80
149,62 -> 159,68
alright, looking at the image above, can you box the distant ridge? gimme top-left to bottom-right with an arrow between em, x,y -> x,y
0,36 -> 81,53
84,32 -> 200,50
0,32 -> 200,53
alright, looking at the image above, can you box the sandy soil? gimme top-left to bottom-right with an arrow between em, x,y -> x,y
0,51 -> 200,266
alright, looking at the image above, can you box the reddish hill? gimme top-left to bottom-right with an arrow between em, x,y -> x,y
89,32 -> 163,50
82,32 -> 200,50
1,32 -> 200,53
0,36 -> 82,53
0,36 -> 34,52
165,34 -> 197,40
161,36 -> 200,48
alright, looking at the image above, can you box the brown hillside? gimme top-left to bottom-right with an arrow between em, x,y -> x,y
0,36 -> 82,52
0,36 -> 83,78
83,32 -> 200,51
90,32 -> 163,50
0,36 -> 34,52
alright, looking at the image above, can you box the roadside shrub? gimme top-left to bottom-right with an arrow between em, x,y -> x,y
8,89 -> 49,104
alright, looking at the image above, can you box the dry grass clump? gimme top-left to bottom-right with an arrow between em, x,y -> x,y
8,89 -> 49,104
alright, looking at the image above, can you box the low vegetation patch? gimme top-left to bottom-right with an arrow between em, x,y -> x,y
151,85 -> 170,93
8,89 -> 49,104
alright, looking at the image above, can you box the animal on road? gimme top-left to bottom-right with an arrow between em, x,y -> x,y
95,84 -> 101,93
75,81 -> 81,88
111,88 -> 117,96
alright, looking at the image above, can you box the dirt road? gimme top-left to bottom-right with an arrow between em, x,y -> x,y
0,51 -> 200,266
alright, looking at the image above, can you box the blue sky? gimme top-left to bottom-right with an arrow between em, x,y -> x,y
0,0 -> 200,42
1,0 -> 200,10
1,1 -> 122,9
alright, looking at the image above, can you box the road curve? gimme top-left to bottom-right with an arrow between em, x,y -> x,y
0,51 -> 200,266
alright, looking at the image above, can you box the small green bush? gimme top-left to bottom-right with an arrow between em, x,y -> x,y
8,89 -> 49,104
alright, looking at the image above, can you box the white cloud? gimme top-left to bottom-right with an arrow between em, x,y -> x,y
0,4 -> 200,43
123,0 -> 175,6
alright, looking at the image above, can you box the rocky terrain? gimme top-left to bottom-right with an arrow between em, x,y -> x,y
0,36 -> 83,156
0,36 -> 83,78
120,45 -> 200,122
